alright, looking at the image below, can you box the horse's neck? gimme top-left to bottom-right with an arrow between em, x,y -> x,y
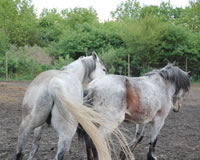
153,75 -> 176,98
166,81 -> 176,97
65,60 -> 86,83
148,75 -> 175,96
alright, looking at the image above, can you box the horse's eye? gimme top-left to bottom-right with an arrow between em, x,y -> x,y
103,68 -> 106,72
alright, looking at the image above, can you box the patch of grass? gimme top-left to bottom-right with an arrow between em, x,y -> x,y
191,79 -> 200,84
0,76 -> 32,82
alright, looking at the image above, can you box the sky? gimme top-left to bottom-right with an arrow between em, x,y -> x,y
32,0 -> 190,21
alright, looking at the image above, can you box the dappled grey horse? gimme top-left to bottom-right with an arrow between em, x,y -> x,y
13,52 -> 122,160
81,63 -> 190,160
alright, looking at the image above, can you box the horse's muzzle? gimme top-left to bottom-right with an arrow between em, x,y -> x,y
173,101 -> 182,112
173,108 -> 179,112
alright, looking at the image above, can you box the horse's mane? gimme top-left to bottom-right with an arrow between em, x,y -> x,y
145,63 -> 190,95
81,57 -> 96,82
60,56 -> 96,82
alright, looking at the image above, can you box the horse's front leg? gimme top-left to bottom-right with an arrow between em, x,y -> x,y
147,138 -> 158,160
147,115 -> 165,160
131,124 -> 145,149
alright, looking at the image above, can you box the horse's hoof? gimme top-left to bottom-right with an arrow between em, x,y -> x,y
119,151 -> 126,160
147,152 -> 157,160
14,153 -> 23,160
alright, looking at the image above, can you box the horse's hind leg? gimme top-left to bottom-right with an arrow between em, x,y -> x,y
27,126 -> 43,160
14,115 -> 35,160
51,106 -> 77,160
14,108 -> 50,160
85,135 -> 97,160
147,116 -> 165,160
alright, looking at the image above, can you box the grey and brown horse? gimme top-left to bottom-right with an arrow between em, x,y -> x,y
80,63 -> 190,160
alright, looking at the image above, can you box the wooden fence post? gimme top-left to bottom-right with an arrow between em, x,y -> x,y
85,48 -> 88,56
5,51 -> 8,80
185,57 -> 188,72
66,54 -> 69,64
128,54 -> 130,77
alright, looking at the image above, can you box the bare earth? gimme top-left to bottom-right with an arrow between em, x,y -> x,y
0,81 -> 199,160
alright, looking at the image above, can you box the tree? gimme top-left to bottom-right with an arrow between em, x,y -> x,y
177,0 -> 200,32
61,7 -> 99,29
38,8 -> 65,46
120,16 -> 167,69
0,31 -> 9,55
141,2 -> 184,21
111,0 -> 141,20
0,0 -> 39,46
48,23 -> 109,59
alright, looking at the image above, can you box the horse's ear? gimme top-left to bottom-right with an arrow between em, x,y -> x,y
92,51 -> 97,60
166,61 -> 172,66
172,61 -> 176,66
187,71 -> 191,77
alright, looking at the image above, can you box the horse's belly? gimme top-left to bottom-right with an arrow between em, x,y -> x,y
125,108 -> 152,123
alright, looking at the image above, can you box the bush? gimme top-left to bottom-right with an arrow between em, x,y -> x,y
53,55 -> 73,70
0,31 -> 9,55
100,47 -> 129,75
0,46 -> 52,80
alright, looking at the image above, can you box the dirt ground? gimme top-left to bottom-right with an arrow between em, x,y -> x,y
0,81 -> 199,160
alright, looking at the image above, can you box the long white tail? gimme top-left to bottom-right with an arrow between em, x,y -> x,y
54,91 -> 113,160
50,79 -> 134,160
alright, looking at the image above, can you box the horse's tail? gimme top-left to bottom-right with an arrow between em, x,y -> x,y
52,90 -> 112,160
50,79 -> 135,160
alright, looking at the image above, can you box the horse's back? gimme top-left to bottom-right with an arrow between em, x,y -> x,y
22,70 -> 61,114
23,69 -> 83,110
87,74 -> 168,123
86,75 -> 127,122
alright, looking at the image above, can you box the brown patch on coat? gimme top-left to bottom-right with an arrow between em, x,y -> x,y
88,148 -> 94,159
125,79 -> 145,122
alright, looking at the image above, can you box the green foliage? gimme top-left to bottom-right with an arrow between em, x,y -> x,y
53,55 -> 74,70
176,0 -> 200,32
0,0 -> 38,46
111,0 -> 183,22
0,31 -> 9,55
100,47 -> 129,75
140,2 -> 184,22
49,22 -> 124,59
61,7 -> 99,29
120,16 -> 167,68
0,46 -> 51,80
119,14 -> 200,77
111,0 -> 141,20
0,0 -> 200,80
38,8 -> 65,46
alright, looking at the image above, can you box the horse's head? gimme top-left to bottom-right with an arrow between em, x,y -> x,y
172,89 -> 186,112
158,63 -> 191,112
172,71 -> 191,112
81,52 -> 106,83
90,52 -> 106,80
